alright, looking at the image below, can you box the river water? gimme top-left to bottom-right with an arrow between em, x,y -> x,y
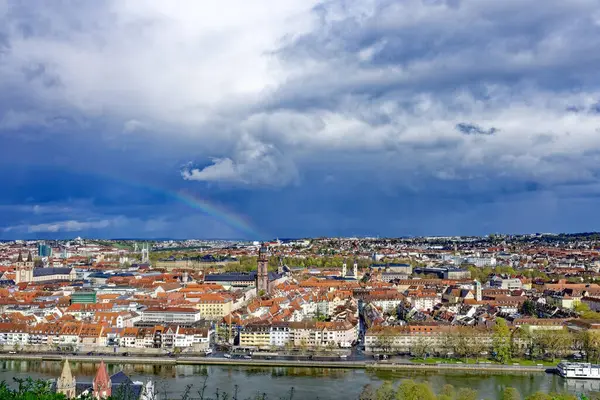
0,360 -> 597,399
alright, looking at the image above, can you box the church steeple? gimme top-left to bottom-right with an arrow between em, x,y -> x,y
27,251 -> 33,262
16,252 -> 23,263
57,359 -> 76,399
93,360 -> 111,399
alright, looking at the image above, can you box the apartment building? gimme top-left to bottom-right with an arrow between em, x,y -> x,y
191,294 -> 233,320
365,324 -> 492,354
270,322 -> 291,347
288,320 -> 358,348
240,323 -> 271,348
410,293 -> 440,312
140,307 -> 202,325
0,323 -> 29,346
363,291 -> 405,313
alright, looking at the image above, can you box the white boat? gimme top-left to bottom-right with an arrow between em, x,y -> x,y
557,362 -> 600,379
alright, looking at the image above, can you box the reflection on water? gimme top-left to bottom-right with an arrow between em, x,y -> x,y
565,379 -> 600,393
0,360 -> 596,400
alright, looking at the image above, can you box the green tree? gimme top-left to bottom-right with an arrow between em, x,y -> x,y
359,384 -> 377,400
456,387 -> 478,400
375,382 -> 395,400
537,329 -> 572,361
525,393 -> 552,400
521,300 -> 536,316
395,380 -> 435,400
580,330 -> 600,362
437,384 -> 455,400
525,393 -> 577,400
502,387 -> 521,400
574,303 -> 600,319
493,318 -> 512,364
409,338 -> 431,359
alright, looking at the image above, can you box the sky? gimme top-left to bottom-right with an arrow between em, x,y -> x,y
1,0 -> 600,240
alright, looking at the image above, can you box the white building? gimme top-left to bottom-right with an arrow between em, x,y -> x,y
270,323 -> 291,347
141,307 -> 202,324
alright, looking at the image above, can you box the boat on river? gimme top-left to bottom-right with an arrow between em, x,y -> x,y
557,362 -> 600,379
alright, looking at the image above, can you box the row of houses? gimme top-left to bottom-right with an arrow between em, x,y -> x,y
239,320 -> 359,349
0,322 -> 213,350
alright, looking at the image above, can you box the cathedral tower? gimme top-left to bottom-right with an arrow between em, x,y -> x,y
26,251 -> 34,268
15,252 -> 24,267
57,359 -> 76,399
256,245 -> 270,295
15,253 -> 33,284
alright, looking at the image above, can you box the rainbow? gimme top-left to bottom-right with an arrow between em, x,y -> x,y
89,172 -> 265,239
170,190 -> 264,239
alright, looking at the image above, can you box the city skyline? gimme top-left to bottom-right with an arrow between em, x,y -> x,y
2,1 -> 600,239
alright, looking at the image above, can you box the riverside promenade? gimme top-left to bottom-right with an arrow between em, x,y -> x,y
0,353 -> 553,374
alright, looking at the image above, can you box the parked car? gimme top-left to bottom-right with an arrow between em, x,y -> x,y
224,353 -> 232,359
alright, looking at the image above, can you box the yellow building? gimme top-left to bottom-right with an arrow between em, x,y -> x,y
192,294 -> 233,320
240,324 -> 271,348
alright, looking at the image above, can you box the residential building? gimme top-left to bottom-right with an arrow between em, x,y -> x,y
140,307 -> 202,325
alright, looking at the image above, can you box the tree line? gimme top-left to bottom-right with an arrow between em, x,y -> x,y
373,318 -> 600,364
359,380 -> 594,400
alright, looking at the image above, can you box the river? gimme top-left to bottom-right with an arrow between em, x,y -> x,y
0,360 -> 597,399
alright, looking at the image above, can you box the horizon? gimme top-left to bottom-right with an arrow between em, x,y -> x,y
2,230 -> 600,243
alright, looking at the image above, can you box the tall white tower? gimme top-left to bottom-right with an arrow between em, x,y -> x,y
342,262 -> 347,277
474,280 -> 482,302
353,261 -> 358,279
141,243 -> 150,264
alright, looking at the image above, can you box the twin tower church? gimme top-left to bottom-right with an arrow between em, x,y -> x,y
55,359 -> 154,400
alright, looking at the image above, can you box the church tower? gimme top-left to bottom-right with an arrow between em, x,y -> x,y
353,260 -> 358,279
256,245 -> 270,295
15,252 -> 33,284
25,252 -> 34,268
93,360 -> 111,399
57,359 -> 76,399
15,252 -> 24,267
342,262 -> 347,278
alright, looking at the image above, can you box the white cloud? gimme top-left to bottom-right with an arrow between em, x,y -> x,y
122,119 -> 148,133
3,219 -> 115,233
182,134 -> 298,186
0,0 -> 319,128
2,0 -> 600,192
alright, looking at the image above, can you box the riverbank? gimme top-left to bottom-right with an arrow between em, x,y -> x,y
0,359 -> 578,400
0,353 -> 553,374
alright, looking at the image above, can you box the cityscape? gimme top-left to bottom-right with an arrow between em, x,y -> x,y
2,0 -> 600,399
0,235 -> 598,398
